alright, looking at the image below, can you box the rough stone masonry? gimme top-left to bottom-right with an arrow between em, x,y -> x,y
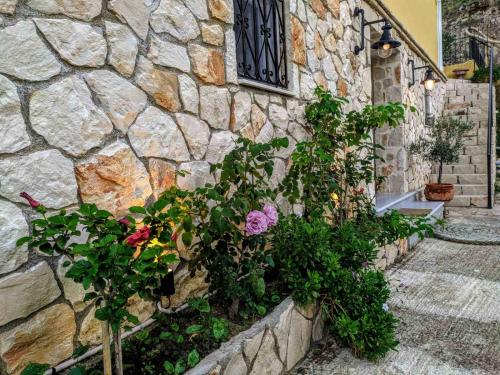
0,0 -> 446,373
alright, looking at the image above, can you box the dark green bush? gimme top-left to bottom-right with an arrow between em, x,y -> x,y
470,65 -> 500,83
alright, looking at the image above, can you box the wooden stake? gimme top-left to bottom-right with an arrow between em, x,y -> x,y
113,328 -> 124,375
101,321 -> 113,375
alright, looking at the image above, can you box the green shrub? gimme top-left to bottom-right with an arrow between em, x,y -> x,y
470,65 -> 500,83
161,137 -> 289,319
275,87 -> 434,361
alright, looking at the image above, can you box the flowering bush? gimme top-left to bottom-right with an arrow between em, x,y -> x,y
17,193 -> 181,375
158,138 -> 288,319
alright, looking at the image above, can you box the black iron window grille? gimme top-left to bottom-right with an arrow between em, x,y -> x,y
234,0 -> 288,89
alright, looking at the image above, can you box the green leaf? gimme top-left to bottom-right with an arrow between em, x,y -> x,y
163,361 -> 175,374
20,363 -> 50,375
16,236 -> 32,247
181,231 -> 193,246
129,206 -> 147,214
174,360 -> 185,375
159,331 -> 173,340
94,307 -> 111,321
68,366 -> 87,375
185,324 -> 203,334
187,349 -> 200,368
212,318 -> 228,341
72,345 -> 90,359
188,297 -> 210,313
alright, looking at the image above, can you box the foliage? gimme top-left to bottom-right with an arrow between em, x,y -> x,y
115,299 -> 230,375
280,87 -> 407,223
410,117 -> 474,184
20,363 -> 50,375
272,211 -> 434,360
159,137 -> 288,319
275,88 -> 435,360
470,65 -> 500,83
18,201 -> 179,333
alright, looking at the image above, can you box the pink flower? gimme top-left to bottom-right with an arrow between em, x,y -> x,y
19,192 -> 41,208
126,226 -> 151,246
263,204 -> 278,227
245,211 -> 269,236
118,218 -> 131,227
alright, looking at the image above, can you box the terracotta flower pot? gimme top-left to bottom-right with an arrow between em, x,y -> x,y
424,183 -> 454,202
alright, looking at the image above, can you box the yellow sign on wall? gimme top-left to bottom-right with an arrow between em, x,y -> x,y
382,0 -> 439,64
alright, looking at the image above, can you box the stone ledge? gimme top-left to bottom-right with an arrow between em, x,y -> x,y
185,297 -> 324,375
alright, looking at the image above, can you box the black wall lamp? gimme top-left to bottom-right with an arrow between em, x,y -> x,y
408,60 -> 440,90
354,7 -> 401,58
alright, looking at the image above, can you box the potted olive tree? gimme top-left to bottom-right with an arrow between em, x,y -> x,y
410,117 -> 473,201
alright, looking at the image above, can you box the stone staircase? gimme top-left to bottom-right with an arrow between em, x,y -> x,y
440,80 -> 496,208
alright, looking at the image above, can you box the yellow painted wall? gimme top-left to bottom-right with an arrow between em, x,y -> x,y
382,0 -> 439,64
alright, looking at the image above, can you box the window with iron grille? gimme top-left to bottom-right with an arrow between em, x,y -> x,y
234,0 -> 288,89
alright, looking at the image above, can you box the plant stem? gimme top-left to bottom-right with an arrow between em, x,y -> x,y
438,159 -> 443,184
113,328 -> 123,375
101,320 -> 112,375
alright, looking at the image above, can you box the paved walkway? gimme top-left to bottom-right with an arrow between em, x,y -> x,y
292,208 -> 500,374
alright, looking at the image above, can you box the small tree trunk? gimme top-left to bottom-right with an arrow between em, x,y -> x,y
438,160 -> 443,184
101,321 -> 113,375
113,328 -> 123,375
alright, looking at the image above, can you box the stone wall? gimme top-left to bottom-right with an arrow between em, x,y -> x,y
0,0 -> 444,373
365,3 -> 447,194
372,50 -> 405,192
436,79 -> 496,207
186,297 -> 323,375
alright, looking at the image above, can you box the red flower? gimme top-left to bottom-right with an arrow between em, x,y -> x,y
19,192 -> 41,208
118,218 -> 131,227
126,226 -> 151,246
170,231 -> 179,242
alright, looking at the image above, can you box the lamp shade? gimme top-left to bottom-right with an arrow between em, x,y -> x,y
421,69 -> 440,90
371,22 -> 401,51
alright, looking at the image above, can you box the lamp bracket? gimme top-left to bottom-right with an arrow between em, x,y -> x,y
408,59 -> 431,87
354,7 -> 387,55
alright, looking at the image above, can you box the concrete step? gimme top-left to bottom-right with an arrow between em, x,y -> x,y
445,195 -> 488,207
431,174 -> 488,185
376,191 -> 444,248
454,184 -> 488,196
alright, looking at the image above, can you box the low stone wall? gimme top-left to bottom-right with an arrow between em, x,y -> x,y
186,297 -> 323,375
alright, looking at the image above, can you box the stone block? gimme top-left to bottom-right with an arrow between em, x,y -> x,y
459,185 -> 487,195
75,140 -> 153,216
445,196 -> 471,207
458,174 -> 487,185
458,155 -> 472,164
471,196 -> 489,207
0,304 -> 76,375
0,200 -> 29,275
431,174 -> 457,184
471,155 -> 487,165
249,329 -> 283,375
453,164 -> 475,174
448,96 -> 465,104
286,309 -> 312,371
0,262 -> 61,326
475,164 -> 488,174
462,136 -> 478,146
456,87 -> 472,96
464,145 -> 485,156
